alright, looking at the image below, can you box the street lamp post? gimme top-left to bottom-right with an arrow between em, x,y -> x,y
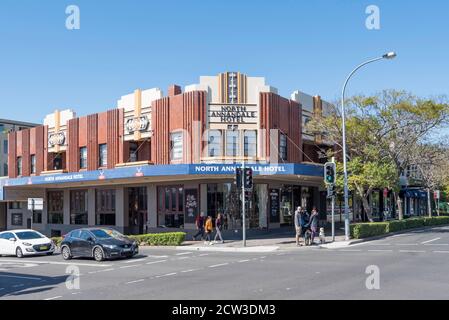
341,52 -> 397,241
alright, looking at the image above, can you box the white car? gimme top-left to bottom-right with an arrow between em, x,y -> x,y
0,229 -> 55,258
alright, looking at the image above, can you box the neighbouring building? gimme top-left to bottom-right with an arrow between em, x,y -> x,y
0,72 -> 334,237
0,119 -> 39,231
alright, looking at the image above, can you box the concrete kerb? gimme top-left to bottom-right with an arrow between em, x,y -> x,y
319,224 -> 449,249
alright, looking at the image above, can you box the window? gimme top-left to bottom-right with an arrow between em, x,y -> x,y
3,140 -> 7,154
208,130 -> 222,157
80,230 -> 92,241
226,130 -> 240,157
170,132 -> 183,161
31,155 -> 36,174
53,154 -> 63,170
70,190 -> 88,225
9,202 -> 23,210
244,130 -> 257,158
33,211 -> 42,224
48,191 -> 64,224
157,186 -> 184,228
17,157 -> 22,176
12,213 -> 23,226
129,142 -> 138,162
80,147 -> 87,169
3,163 -> 7,176
279,134 -> 287,161
99,144 -> 108,167
96,189 -> 116,226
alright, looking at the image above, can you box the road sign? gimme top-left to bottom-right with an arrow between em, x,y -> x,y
434,190 -> 440,200
28,198 -> 43,211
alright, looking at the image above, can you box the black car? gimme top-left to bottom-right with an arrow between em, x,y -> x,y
60,228 -> 139,262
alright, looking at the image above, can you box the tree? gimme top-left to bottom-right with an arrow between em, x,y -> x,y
307,90 -> 449,221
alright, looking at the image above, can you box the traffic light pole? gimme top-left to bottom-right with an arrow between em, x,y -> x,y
241,159 -> 246,247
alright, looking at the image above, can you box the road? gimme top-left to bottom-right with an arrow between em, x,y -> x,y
1,225 -> 449,300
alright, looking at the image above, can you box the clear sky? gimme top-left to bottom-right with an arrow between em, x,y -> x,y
0,0 -> 448,123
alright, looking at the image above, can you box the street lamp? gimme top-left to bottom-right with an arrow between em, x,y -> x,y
341,52 -> 397,241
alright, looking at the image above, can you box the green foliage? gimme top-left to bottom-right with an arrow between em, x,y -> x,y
126,232 -> 186,246
51,237 -> 63,246
351,217 -> 449,239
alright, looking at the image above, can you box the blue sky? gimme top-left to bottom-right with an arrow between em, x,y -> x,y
0,0 -> 448,123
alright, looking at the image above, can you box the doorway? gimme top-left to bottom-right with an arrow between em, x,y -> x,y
128,187 -> 148,235
0,202 -> 6,231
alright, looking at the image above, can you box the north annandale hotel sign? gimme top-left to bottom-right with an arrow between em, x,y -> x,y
208,104 -> 257,124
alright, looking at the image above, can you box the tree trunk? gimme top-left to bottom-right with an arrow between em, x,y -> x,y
360,195 -> 374,222
393,191 -> 403,220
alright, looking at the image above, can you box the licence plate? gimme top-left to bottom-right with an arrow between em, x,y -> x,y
123,248 -> 132,252
40,246 -> 48,251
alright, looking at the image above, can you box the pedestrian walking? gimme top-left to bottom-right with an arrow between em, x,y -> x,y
214,213 -> 225,244
204,216 -> 213,245
308,207 -> 319,244
192,212 -> 205,241
294,206 -> 302,246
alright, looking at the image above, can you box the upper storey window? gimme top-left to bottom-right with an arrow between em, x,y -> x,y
170,132 -> 183,161
99,144 -> 107,167
17,157 -> 22,176
244,130 -> 257,158
279,133 -> 288,161
80,147 -> 87,169
226,130 -> 240,157
208,130 -> 223,157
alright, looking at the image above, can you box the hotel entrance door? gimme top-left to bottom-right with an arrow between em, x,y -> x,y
128,187 -> 148,235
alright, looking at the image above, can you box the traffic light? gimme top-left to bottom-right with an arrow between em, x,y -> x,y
244,168 -> 253,190
327,184 -> 336,198
236,168 -> 243,189
324,162 -> 336,185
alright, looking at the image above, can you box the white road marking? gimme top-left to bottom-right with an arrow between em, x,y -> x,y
424,244 -> 449,246
368,250 -> 394,252
119,264 -> 141,269
399,250 -> 426,253
181,269 -> 197,273
44,296 -> 62,300
146,260 -> 167,265
0,259 -> 112,268
176,252 -> 193,256
209,263 -> 229,268
421,238 -> 441,244
123,258 -> 146,263
238,259 -> 250,263
433,251 -> 449,254
126,279 -> 145,284
147,255 -> 169,258
156,273 -> 177,278
339,249 -> 362,252
0,275 -> 42,281
260,256 -> 267,259
198,254 -> 209,257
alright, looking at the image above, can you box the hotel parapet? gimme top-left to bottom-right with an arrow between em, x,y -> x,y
0,72 -> 334,237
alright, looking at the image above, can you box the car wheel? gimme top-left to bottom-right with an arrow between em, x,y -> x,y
93,247 -> 104,262
61,246 -> 72,260
16,247 -> 24,258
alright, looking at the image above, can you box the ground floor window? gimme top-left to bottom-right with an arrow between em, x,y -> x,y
33,211 -> 42,224
157,186 -> 184,228
71,190 -> 88,225
128,187 -> 148,234
48,191 -> 64,224
96,189 -> 116,226
11,213 -> 23,226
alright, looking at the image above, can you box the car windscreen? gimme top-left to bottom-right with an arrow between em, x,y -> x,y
15,231 -> 44,240
90,229 -> 125,239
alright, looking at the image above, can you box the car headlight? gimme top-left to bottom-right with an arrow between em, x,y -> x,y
103,244 -> 118,249
22,242 -> 33,246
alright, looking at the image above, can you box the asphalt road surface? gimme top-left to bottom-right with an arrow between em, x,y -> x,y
1,226 -> 449,300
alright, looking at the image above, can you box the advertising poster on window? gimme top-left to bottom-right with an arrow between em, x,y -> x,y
269,189 -> 280,223
184,189 -> 198,224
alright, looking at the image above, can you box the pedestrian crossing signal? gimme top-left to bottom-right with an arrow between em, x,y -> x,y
324,162 -> 336,185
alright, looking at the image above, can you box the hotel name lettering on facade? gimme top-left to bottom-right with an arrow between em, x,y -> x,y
209,104 -> 257,124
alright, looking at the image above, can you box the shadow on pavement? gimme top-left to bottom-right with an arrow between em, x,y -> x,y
0,271 -> 69,298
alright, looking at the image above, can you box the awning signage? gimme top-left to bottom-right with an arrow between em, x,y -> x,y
1,163 -> 323,189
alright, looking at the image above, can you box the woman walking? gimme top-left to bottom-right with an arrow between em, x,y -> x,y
308,207 -> 319,245
204,216 -> 213,245
213,213 -> 225,244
